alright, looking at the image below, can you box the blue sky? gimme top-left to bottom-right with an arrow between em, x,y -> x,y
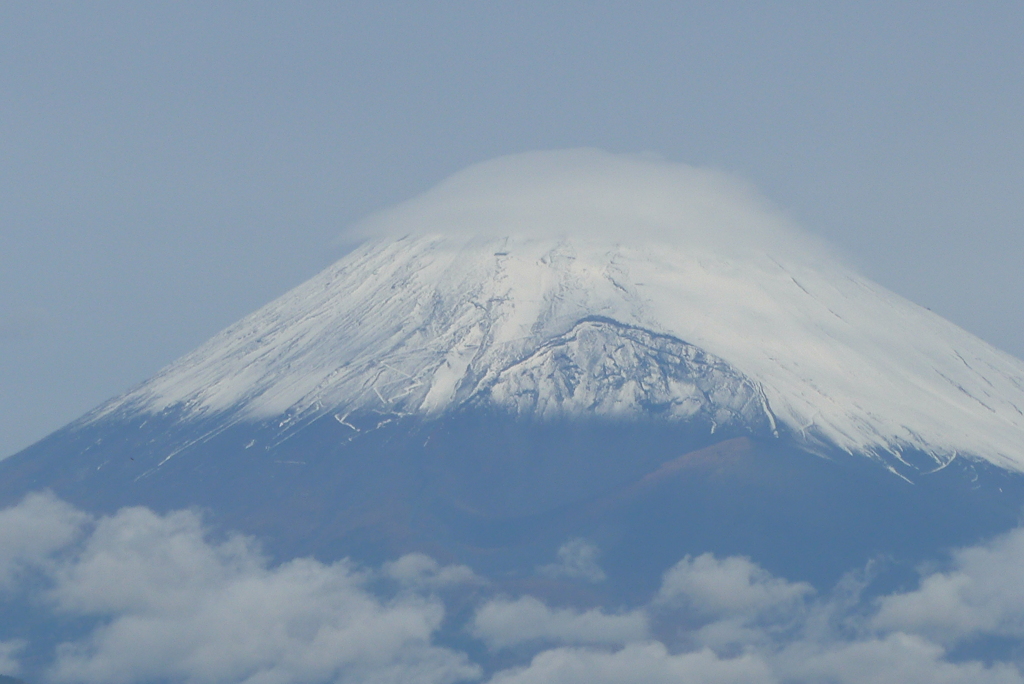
2,1 -> 1023,457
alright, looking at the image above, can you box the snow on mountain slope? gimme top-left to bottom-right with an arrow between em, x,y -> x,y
478,317 -> 773,429
87,151 -> 1024,473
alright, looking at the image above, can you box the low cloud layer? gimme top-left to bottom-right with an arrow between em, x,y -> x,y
2,493 -> 1024,683
2,493 -> 478,684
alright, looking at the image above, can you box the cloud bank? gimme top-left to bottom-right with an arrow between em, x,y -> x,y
2,493 -> 478,684
3,493 -> 1024,683
346,149 -> 836,264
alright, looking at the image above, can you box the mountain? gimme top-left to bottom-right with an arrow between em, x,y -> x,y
80,231 -> 1024,472
4,150 -> 1024,598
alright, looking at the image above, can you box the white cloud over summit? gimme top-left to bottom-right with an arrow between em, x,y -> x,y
347,149 -> 837,266
2,493 -> 1024,684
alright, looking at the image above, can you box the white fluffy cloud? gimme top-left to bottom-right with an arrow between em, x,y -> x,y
45,506 -> 479,684
0,491 -> 88,590
872,526 -> 1024,643
3,493 -> 1024,684
0,496 -> 478,684
537,539 -> 606,584
484,636 -> 1022,684
487,642 -> 771,684
472,597 -> 648,650
384,553 -> 482,591
773,634 -> 1024,684
655,553 -> 814,617
0,640 -> 26,677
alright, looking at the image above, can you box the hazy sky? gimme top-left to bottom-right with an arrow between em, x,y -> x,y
2,2 -> 1022,458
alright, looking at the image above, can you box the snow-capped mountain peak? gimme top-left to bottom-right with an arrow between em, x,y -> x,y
89,151 -> 1024,473
90,233 -> 1024,473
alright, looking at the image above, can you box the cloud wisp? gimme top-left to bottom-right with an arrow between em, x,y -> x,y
2,493 -> 1024,683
